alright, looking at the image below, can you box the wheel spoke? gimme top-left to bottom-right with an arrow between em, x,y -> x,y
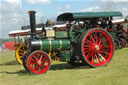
84,45 -> 92,48
19,49 -> 24,52
100,50 -> 109,55
91,52 -> 96,62
31,64 -> 36,69
96,52 -> 101,63
102,46 -> 111,48
98,34 -> 104,44
22,47 -> 25,52
101,39 -> 108,44
31,58 -> 36,62
33,55 -> 38,61
86,51 -> 91,58
19,50 -> 24,53
40,64 -> 45,70
19,55 -> 23,58
36,53 -> 40,59
98,38 -> 105,45
89,34 -> 95,44
42,60 -> 49,64
100,42 -> 106,46
100,48 -> 107,51
40,55 -> 43,60
87,52 -> 93,59
19,53 -> 23,54
30,61 -> 36,64
34,67 -> 40,72
100,51 -> 109,59
99,53 -> 106,61
86,39 -> 94,46
84,49 -> 91,54
84,48 -> 91,51
85,40 -> 92,46
42,56 -> 47,61
37,67 -> 42,72
94,32 -> 98,41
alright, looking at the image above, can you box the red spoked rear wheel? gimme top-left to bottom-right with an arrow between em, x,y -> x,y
26,51 -> 51,74
81,28 -> 114,67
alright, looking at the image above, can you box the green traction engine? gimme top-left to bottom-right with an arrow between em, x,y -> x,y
23,11 -> 122,74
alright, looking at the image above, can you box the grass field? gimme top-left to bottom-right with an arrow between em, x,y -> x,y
0,48 -> 128,85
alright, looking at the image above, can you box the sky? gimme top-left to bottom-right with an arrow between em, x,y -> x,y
0,0 -> 128,38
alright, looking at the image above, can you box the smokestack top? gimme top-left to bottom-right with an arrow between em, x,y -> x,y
28,11 -> 36,15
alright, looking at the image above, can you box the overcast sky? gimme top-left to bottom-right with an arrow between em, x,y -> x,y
0,0 -> 128,38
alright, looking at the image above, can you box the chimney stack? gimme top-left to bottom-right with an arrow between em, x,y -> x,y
28,11 -> 36,39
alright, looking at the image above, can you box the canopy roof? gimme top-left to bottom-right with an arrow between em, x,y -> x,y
112,18 -> 125,24
57,12 -> 122,21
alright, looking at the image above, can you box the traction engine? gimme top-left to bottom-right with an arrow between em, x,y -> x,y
23,11 -> 115,74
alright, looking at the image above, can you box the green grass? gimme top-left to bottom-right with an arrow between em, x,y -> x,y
0,48 -> 128,85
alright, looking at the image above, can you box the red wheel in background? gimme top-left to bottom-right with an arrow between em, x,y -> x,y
26,51 -> 51,74
79,28 -> 114,67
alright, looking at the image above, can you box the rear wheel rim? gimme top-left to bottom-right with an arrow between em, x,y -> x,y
27,51 -> 50,74
82,29 -> 114,67
23,53 -> 30,72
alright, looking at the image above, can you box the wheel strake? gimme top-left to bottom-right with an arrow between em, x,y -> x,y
82,29 -> 114,67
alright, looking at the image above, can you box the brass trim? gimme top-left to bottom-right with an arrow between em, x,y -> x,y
46,30 -> 55,37
60,40 -> 62,49
49,40 -> 52,52
49,52 -> 51,57
40,40 -> 42,50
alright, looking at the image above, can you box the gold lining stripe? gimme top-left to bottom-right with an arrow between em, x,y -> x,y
68,41 -> 71,48
60,40 -> 62,49
49,40 -> 52,52
40,40 -> 42,50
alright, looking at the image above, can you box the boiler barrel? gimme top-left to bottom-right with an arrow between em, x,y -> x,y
30,39 -> 70,52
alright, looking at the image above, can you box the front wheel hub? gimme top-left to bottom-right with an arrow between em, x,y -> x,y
37,60 -> 42,65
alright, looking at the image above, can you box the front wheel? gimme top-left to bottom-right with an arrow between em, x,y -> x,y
79,28 -> 114,67
26,50 -> 51,74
